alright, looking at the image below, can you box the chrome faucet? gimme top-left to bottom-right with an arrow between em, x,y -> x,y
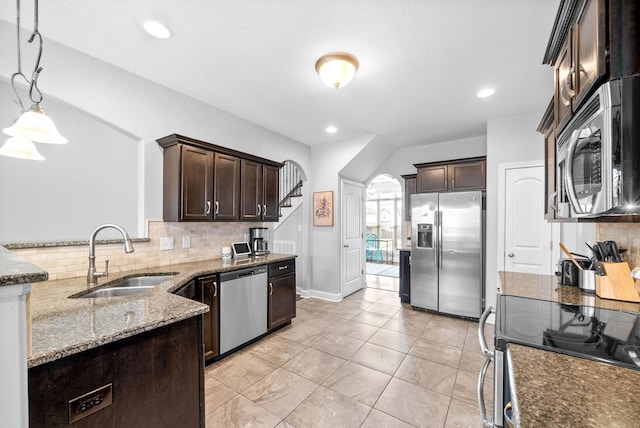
87,223 -> 135,286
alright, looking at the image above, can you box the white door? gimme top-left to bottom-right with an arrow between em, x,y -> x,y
342,180 -> 364,297
503,165 -> 553,274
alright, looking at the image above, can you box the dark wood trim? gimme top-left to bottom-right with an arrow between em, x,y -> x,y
413,156 -> 486,169
537,97 -> 555,134
543,0 -> 587,65
157,134 -> 284,168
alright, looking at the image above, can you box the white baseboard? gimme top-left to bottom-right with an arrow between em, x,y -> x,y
296,288 -> 343,302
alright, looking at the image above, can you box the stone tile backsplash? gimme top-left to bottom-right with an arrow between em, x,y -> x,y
10,221 -> 259,281
597,223 -> 640,268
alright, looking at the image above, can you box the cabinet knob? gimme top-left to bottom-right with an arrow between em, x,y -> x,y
507,252 -> 514,258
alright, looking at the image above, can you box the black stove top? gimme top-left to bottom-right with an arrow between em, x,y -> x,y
496,295 -> 640,371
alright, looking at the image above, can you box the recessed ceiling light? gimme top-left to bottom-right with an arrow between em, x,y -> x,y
326,126 -> 338,134
476,88 -> 496,98
143,21 -> 172,39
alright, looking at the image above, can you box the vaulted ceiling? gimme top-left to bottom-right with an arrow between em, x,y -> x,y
0,0 -> 560,147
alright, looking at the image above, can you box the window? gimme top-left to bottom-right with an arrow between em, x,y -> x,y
366,175 -> 402,260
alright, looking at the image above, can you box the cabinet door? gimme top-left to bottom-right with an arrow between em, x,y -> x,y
268,273 -> 296,330
417,165 -> 448,193
573,0 -> 606,109
240,159 -> 263,221
213,152 -> 240,220
403,176 -> 417,221
181,145 -> 213,221
449,160 -> 485,191
199,275 -> 219,362
555,32 -> 574,131
262,164 -> 280,222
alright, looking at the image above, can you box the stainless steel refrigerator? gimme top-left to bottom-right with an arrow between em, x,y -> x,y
410,191 -> 484,318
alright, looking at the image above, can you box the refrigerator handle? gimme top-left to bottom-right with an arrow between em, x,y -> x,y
438,210 -> 443,269
434,209 -> 440,269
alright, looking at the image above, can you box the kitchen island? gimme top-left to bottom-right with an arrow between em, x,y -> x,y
4,251 -> 294,427
497,272 -> 640,427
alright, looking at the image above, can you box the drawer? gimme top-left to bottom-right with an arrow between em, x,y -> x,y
269,259 -> 296,277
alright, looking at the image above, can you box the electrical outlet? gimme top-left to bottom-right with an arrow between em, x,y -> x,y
243,233 -> 249,242
182,236 -> 191,249
160,237 -> 174,250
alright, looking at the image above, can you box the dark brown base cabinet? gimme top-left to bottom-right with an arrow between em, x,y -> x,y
268,259 -> 296,330
399,250 -> 411,304
28,317 -> 204,428
199,274 -> 220,363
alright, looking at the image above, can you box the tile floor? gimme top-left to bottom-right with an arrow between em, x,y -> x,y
204,278 -> 494,428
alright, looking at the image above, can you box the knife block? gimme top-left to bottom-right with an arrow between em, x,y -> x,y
595,262 -> 640,303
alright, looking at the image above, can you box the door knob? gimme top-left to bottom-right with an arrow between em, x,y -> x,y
343,245 -> 349,248
507,252 -> 514,258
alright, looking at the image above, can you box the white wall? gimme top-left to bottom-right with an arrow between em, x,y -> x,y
370,135 -> 487,247
309,135 -> 373,299
0,81 -> 141,241
0,20 -> 312,243
486,112 -> 545,310
0,20 -> 312,220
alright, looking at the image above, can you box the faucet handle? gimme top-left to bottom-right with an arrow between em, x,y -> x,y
103,259 -> 109,278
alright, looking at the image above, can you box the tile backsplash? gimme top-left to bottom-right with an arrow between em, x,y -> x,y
10,221 -> 259,281
597,223 -> 640,268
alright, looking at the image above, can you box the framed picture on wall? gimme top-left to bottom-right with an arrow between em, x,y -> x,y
313,191 -> 334,226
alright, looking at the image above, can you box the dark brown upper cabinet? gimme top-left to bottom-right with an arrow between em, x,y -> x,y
414,157 -> 485,193
162,144 -> 213,222
240,160 -> 280,221
157,134 -> 283,222
213,152 -> 241,221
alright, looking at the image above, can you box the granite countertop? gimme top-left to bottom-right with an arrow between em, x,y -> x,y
499,271 -> 640,313
509,344 -> 640,427
28,254 -> 295,368
0,246 -> 48,286
498,271 -> 640,427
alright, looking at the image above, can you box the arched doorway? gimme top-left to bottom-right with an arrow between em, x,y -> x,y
365,174 -> 401,291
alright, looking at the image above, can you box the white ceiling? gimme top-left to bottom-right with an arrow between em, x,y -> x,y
0,0 -> 560,147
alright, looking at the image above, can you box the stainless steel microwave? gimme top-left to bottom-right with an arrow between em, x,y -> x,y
555,76 -> 640,219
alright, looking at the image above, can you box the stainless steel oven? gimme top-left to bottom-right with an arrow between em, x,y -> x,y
478,295 -> 640,427
555,76 -> 640,218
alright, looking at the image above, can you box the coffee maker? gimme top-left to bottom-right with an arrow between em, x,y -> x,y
249,227 -> 269,256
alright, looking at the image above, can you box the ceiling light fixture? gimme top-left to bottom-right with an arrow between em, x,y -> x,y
476,88 -> 496,98
325,125 -> 338,134
143,21 -> 173,39
1,0 -> 67,161
315,52 -> 359,89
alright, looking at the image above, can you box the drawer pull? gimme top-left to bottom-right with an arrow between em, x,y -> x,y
278,265 -> 287,271
213,282 -> 217,297
269,283 -> 273,295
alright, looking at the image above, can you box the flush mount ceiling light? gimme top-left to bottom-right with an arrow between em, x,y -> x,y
143,21 -> 172,39
1,0 -> 67,161
476,88 -> 496,98
315,52 -> 359,89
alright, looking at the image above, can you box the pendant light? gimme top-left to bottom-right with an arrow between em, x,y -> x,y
315,52 -> 359,89
1,0 -> 67,161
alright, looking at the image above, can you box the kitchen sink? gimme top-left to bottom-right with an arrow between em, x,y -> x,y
73,273 -> 178,299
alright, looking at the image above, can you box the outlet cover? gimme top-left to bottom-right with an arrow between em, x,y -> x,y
160,237 -> 174,250
182,236 -> 191,249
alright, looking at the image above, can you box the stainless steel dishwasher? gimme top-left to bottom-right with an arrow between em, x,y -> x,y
219,265 -> 268,354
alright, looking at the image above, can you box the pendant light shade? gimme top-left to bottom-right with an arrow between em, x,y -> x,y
315,52 -> 359,89
3,103 -> 68,144
0,136 -> 45,160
